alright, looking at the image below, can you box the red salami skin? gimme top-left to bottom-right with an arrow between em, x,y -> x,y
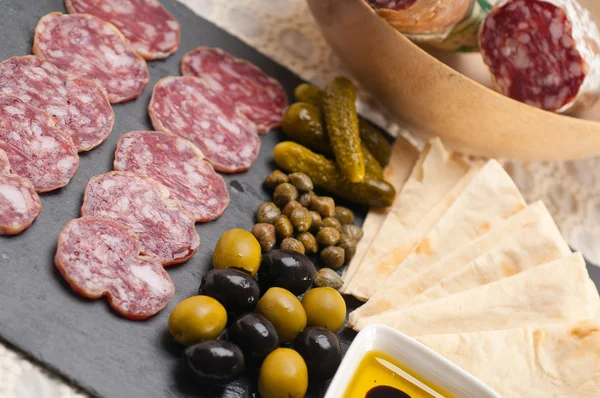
33,12 -> 149,104
0,95 -> 79,193
148,76 -> 261,173
64,0 -> 181,60
366,0 -> 418,11
114,131 -> 230,222
81,171 -> 200,266
55,216 -> 175,320
181,47 -> 288,133
0,56 -> 114,152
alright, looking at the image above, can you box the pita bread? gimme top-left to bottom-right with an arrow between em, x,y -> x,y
343,138 -> 472,299
417,320 -> 600,398
341,137 -> 419,289
353,253 -> 600,334
349,159 -> 526,323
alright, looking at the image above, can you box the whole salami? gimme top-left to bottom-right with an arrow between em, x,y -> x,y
64,0 -> 181,60
81,171 -> 200,265
55,216 -> 175,320
181,47 -> 288,133
479,0 -> 600,112
33,12 -> 149,103
0,56 -> 114,152
114,131 -> 230,222
148,76 -> 261,173
0,95 -> 79,193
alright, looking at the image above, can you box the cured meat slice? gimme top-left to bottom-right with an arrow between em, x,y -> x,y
0,149 -> 42,235
55,216 -> 175,320
81,171 -> 200,265
479,0 -> 600,112
366,0 -> 417,11
181,47 -> 287,133
0,56 -> 114,152
33,12 -> 149,103
114,131 -> 230,222
64,0 -> 181,60
149,76 -> 261,173
0,95 -> 79,193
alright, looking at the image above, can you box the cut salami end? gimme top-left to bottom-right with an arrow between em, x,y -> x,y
55,216 -> 175,320
64,0 -> 181,60
114,131 -> 230,222
0,56 -> 114,152
33,12 -> 149,104
81,171 -> 200,265
181,47 -> 288,133
0,95 -> 79,193
148,76 -> 261,174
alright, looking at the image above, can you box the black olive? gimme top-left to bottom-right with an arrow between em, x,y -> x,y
228,313 -> 279,362
199,268 -> 260,314
259,249 -> 317,295
184,340 -> 245,385
295,327 -> 342,380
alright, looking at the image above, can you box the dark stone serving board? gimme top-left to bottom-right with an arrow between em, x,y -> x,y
1,1 -> 599,398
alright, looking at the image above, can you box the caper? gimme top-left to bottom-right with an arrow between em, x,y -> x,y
309,211 -> 322,233
341,225 -> 364,242
320,246 -> 345,269
334,206 -> 354,225
288,172 -> 314,192
282,200 -> 302,218
273,183 -> 298,208
280,237 -> 305,254
316,227 -> 340,247
263,170 -> 289,189
257,202 -> 281,224
310,196 -> 335,218
290,207 -> 312,233
314,268 -> 344,289
322,217 -> 342,232
337,234 -> 357,263
274,215 -> 294,239
252,223 -> 277,252
298,191 -> 313,208
297,231 -> 318,254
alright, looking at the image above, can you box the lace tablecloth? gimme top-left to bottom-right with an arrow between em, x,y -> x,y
2,0 -> 600,396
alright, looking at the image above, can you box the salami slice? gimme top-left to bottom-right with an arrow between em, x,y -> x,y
81,171 -> 200,265
366,0 -> 418,12
181,47 -> 288,133
33,12 -> 149,104
479,0 -> 600,112
0,95 -> 79,193
55,216 -> 175,320
114,131 -> 230,222
0,56 -> 114,152
148,76 -> 261,173
0,149 -> 42,235
64,0 -> 180,60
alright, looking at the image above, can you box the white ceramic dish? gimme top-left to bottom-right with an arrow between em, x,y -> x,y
325,325 -> 500,398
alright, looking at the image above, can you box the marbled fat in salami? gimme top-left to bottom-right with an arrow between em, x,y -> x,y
0,56 -> 114,151
366,0 -> 418,11
55,216 -> 175,320
33,12 -> 149,103
148,76 -> 261,173
181,47 -> 288,133
81,171 -> 200,265
0,96 -> 79,193
114,131 -> 230,222
480,0 -> 600,112
65,0 -> 180,60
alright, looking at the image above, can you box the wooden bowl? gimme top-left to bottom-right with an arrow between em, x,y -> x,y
306,0 -> 600,160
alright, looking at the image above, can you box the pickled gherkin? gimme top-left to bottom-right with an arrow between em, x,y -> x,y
294,83 -> 324,108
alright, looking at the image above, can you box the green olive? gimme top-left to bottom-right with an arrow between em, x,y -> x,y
297,191 -> 313,208
313,268 -> 344,290
274,215 -> 294,240
264,170 -> 289,189
256,287 -> 307,343
310,196 -> 335,218
273,183 -> 298,208
302,287 -> 346,333
337,234 -> 357,263
280,237 -> 305,254
341,225 -> 363,242
168,296 -> 227,345
309,211 -> 322,233
322,217 -> 342,232
213,228 -> 262,276
252,223 -> 276,253
257,202 -> 281,224
282,200 -> 302,218
288,172 -> 314,192
259,348 -> 308,398
334,206 -> 354,225
320,246 -> 345,269
297,231 -> 318,254
316,227 -> 340,247
290,207 -> 312,233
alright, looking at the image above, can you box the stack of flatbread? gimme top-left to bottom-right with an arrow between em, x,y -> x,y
342,137 -> 600,397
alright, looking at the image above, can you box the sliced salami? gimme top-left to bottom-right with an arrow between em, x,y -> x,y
366,0 -> 418,11
55,216 -> 175,320
33,12 -> 149,103
65,0 -> 180,60
148,76 -> 261,173
0,149 -> 42,235
81,171 -> 200,265
114,131 -> 230,222
0,56 -> 114,152
181,47 -> 288,133
0,95 -> 79,193
479,0 -> 600,112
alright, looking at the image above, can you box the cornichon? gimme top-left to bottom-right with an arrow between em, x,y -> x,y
273,142 -> 395,208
